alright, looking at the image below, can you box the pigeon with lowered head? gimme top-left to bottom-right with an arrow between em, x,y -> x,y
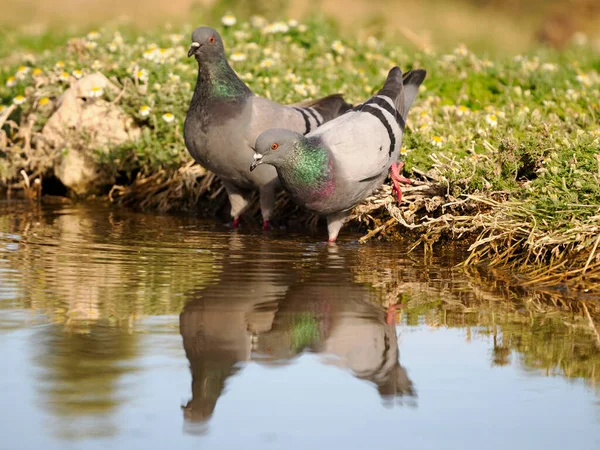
250,67 -> 426,242
184,26 -> 352,229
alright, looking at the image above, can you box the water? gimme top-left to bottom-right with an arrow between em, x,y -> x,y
0,199 -> 599,450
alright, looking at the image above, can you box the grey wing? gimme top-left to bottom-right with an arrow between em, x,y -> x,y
312,97 -> 402,182
246,96 -> 323,147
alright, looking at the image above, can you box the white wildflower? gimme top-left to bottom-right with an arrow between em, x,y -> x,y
456,105 -> 470,117
485,114 -> 498,128
230,52 -> 247,62
259,58 -> 275,69
15,66 -> 30,80
221,14 -> 237,27
87,86 -> 104,98
13,95 -> 26,105
263,22 -> 289,34
87,30 -> 101,40
133,68 -> 149,82
168,34 -> 183,44
250,15 -> 268,29
431,136 -> 443,147
541,63 -> 557,72
331,40 -> 345,55
293,83 -> 308,96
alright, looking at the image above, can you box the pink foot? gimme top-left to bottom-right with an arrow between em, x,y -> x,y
231,218 -> 240,229
263,219 -> 271,231
390,161 -> 412,203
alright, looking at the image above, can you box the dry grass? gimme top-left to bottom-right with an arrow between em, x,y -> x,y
464,198 -> 600,292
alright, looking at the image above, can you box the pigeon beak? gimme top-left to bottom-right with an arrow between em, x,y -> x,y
250,153 -> 263,172
188,42 -> 201,57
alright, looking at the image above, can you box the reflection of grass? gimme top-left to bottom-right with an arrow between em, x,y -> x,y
416,299 -> 600,391
350,248 -> 600,392
0,205 -> 221,329
290,313 -> 320,352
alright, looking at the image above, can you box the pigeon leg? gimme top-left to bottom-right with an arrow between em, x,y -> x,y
224,182 -> 250,229
326,211 -> 349,243
259,181 -> 277,232
390,161 -> 412,203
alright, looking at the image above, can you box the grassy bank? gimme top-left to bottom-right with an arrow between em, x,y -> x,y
1,16 -> 599,291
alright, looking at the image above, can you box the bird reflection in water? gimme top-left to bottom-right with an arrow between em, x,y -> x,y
179,237 -> 415,426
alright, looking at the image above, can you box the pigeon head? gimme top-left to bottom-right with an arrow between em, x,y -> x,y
250,128 -> 302,172
188,27 -> 225,61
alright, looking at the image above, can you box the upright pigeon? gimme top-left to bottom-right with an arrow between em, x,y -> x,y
184,26 -> 352,229
250,67 -> 426,242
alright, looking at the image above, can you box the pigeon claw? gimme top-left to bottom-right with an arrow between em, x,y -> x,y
263,220 -> 271,231
231,218 -> 241,229
390,161 -> 412,204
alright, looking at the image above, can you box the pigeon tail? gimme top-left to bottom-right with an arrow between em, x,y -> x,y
377,67 -> 405,114
295,94 -> 353,123
376,67 -> 427,121
399,69 -> 427,120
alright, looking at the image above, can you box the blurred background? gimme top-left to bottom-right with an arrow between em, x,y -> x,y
1,0 -> 599,54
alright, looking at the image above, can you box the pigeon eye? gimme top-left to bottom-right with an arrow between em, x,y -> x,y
271,143 -> 279,150
208,36 -> 215,44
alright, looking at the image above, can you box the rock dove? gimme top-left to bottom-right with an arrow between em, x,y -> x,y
250,66 -> 426,242
184,26 -> 352,230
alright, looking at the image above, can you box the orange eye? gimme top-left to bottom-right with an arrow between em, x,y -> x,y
271,143 -> 279,150
209,36 -> 215,44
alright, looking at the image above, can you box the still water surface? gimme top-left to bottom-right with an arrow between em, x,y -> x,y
0,200 -> 599,450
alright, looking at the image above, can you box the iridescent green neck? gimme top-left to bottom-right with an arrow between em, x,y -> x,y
191,57 -> 251,109
207,58 -> 250,99
279,140 -> 334,199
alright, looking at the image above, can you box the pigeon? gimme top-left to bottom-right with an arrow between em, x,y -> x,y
250,66 -> 426,242
184,26 -> 352,230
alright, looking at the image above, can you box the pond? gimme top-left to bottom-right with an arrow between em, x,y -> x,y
0,199 -> 599,450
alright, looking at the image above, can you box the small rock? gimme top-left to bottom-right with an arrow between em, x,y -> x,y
41,72 -> 140,196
